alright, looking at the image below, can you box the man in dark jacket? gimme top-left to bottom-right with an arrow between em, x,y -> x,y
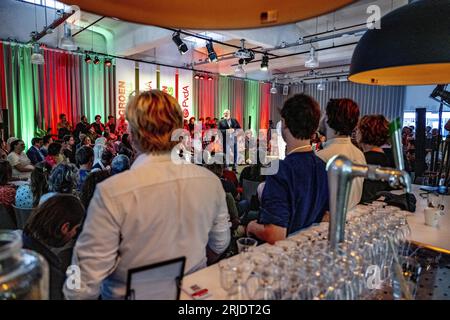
218,109 -> 241,171
26,137 -> 44,165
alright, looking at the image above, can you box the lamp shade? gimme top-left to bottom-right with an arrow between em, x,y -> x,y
349,0 -> 450,86
59,0 -> 355,29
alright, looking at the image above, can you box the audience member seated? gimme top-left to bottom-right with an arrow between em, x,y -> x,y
357,115 -> 394,203
57,113 -> 73,140
205,160 -> 238,200
105,115 -> 116,134
117,133 -> 134,159
92,149 -> 113,172
26,137 -> 45,165
110,154 -> 130,175
74,116 -> 90,145
247,94 -> 329,244
45,142 -> 63,168
86,126 -> 98,144
116,114 -> 128,137
62,135 -> 76,164
7,139 -> 34,180
75,146 -> 94,192
80,170 -> 111,210
317,98 -> 366,210
0,160 -> 16,210
15,161 -> 52,208
64,90 -> 230,300
39,163 -> 78,205
23,194 -> 85,300
41,135 -> 54,157
239,162 -> 266,186
91,115 -> 104,136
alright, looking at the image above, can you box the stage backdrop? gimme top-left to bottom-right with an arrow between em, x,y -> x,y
0,41 -> 115,148
116,58 -> 135,119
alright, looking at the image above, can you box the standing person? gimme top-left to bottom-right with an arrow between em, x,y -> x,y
356,115 -> 394,203
219,109 -> 241,171
7,139 -> 34,180
26,137 -> 45,165
64,90 -> 230,300
105,115 -> 116,134
57,114 -> 73,140
41,135 -> 54,157
74,116 -> 89,145
91,115 -> 105,136
317,98 -> 366,210
246,94 -> 329,244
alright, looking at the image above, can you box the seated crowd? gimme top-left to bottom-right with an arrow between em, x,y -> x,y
0,90 -> 401,300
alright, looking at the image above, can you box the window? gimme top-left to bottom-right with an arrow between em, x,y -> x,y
403,111 -> 450,136
20,0 -> 70,11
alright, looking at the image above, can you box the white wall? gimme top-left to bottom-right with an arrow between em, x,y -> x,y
404,85 -> 442,112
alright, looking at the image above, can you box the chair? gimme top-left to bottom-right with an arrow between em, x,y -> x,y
126,257 -> 186,300
12,205 -> 33,229
242,179 -> 261,202
0,204 -> 17,229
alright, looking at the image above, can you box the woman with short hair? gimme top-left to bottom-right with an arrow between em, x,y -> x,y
356,114 -> 393,203
7,139 -> 34,180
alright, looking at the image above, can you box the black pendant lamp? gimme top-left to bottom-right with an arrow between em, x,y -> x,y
349,0 -> 450,86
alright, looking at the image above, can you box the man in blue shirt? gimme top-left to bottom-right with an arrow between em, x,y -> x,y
247,94 -> 329,244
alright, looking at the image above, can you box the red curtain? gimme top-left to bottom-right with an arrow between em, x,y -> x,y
194,76 -> 218,119
0,42 -> 6,109
259,83 -> 271,129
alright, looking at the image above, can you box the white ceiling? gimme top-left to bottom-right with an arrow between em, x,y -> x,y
0,0 -> 409,83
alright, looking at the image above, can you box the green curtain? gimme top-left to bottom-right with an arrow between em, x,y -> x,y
244,79 -> 260,132
81,59 -> 108,122
9,45 -> 38,149
217,75 -> 229,118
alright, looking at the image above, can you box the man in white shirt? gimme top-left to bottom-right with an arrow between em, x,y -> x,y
64,90 -> 230,300
317,98 -> 366,210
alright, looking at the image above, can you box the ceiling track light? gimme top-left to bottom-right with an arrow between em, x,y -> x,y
93,56 -> 100,65
206,40 -> 218,63
60,22 -> 77,51
194,74 -> 200,79
305,47 -> 319,68
260,53 -> 269,71
85,54 -> 92,64
172,31 -> 189,55
270,81 -> 277,94
207,76 -> 213,81
317,79 -> 326,91
31,43 -> 44,65
104,58 -> 112,67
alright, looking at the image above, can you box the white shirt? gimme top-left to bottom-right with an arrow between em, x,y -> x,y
316,137 -> 367,210
64,152 -> 230,300
7,152 -> 32,179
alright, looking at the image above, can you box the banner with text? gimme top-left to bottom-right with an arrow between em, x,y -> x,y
178,69 -> 193,119
116,59 -> 135,119
159,66 -> 176,98
139,63 -> 157,92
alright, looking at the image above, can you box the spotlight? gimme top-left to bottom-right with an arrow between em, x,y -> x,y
235,61 -> 245,77
199,75 -> 204,80
172,31 -> 189,55
270,82 -> 277,94
305,47 -> 319,68
194,74 -> 200,79
85,54 -> 92,64
31,43 -> 44,65
104,58 -> 112,67
260,53 -> 269,71
207,76 -> 213,81
93,56 -> 100,65
60,23 -> 77,51
206,40 -> 218,63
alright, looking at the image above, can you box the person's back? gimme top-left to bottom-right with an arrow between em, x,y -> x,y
317,98 -> 366,210
64,90 -> 230,300
260,152 -> 328,235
